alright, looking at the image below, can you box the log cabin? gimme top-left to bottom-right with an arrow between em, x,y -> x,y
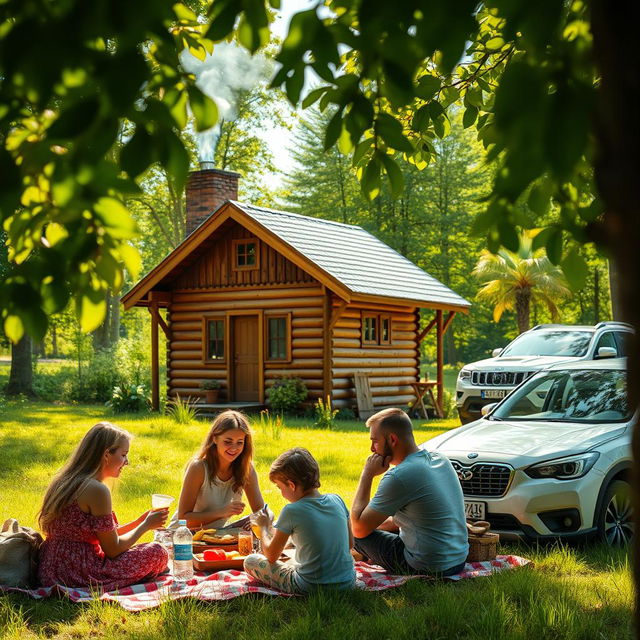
121,166 -> 471,414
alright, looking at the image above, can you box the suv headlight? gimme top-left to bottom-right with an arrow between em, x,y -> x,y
524,452 -> 600,480
458,368 -> 471,382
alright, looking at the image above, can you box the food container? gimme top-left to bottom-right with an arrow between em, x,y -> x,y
192,552 -> 247,571
466,521 -> 499,562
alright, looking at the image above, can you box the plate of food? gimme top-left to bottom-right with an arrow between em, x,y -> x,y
192,527 -> 240,550
193,549 -> 247,571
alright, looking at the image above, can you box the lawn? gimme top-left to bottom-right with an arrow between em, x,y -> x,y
0,399 -> 633,639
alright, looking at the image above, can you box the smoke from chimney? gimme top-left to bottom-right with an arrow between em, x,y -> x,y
180,42 -> 272,162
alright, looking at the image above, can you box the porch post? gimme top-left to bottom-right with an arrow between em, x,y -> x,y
150,301 -> 159,411
436,309 -> 443,408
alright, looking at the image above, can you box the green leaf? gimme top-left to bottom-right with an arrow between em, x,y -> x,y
415,76 -> 441,100
376,114 -> 413,152
94,197 -> 138,239
21,307 -> 48,342
118,243 -> 142,279
561,248 -> 589,291
207,0 -> 240,41
352,137 -> 374,167
379,154 -> 404,199
464,87 -> 484,108
77,293 -> 107,333
462,106 -> 478,129
163,88 -> 189,129
48,96 -> 100,139
361,155 -> 381,201
324,110 -> 343,151
285,67 -> 305,104
302,87 -> 327,109
188,86 -> 219,132
4,315 -> 24,343
486,36 -> 505,51
545,228 -> 564,265
121,127 -> 155,179
498,220 -> 519,252
528,181 -> 552,215
411,105 -> 430,132
531,227 -> 553,251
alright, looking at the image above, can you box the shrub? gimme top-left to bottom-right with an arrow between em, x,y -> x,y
439,388 -> 457,419
335,407 -> 356,421
312,395 -> 338,430
200,379 -> 220,390
166,394 -> 199,424
106,384 -> 151,414
267,377 -> 308,413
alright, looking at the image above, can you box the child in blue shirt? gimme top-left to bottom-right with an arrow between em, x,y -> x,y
244,447 -> 355,593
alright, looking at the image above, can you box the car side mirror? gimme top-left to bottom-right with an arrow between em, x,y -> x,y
596,346 -> 617,359
492,348 -> 503,358
481,403 -> 498,416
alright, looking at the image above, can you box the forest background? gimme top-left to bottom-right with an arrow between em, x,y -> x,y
0,47 -> 613,403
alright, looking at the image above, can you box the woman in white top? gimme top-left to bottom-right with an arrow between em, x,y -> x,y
171,410 -> 264,529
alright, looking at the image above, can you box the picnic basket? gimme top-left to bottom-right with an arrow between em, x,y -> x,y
466,520 -> 499,562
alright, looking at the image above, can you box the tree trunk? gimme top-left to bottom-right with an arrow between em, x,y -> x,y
594,266 -> 600,324
514,288 -> 531,334
6,335 -> 34,396
607,259 -> 622,320
50,324 -> 58,358
590,0 -> 640,628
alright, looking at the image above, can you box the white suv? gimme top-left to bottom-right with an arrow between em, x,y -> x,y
424,359 -> 633,546
456,322 -> 633,424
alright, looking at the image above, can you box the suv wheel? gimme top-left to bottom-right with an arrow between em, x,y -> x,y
598,480 -> 634,547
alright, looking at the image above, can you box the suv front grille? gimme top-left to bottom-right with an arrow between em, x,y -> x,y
471,371 -> 529,386
451,461 -> 512,497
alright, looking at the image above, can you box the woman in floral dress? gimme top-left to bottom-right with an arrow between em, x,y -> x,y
38,422 -> 169,591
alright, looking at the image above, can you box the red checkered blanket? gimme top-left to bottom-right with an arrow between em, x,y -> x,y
2,555 -> 531,612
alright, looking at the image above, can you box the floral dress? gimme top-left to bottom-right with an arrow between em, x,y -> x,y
38,502 -> 168,591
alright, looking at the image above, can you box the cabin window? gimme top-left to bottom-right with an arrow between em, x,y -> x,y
232,239 -> 259,271
380,315 -> 391,345
266,313 -> 291,361
362,313 -> 393,347
204,317 -> 225,361
362,314 -> 378,345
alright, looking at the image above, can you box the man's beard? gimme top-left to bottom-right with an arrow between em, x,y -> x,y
382,437 -> 393,460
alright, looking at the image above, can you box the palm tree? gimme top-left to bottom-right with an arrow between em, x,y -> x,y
473,231 -> 571,334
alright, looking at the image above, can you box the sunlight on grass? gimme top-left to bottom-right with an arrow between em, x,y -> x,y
0,402 -> 633,639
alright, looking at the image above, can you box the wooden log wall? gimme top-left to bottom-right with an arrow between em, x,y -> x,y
330,298 -> 419,410
167,285 -> 325,402
174,223 -> 315,289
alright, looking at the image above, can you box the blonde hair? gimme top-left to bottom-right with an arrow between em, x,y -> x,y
198,410 -> 253,492
38,422 -> 131,533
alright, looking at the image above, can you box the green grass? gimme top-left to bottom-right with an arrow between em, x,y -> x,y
0,399 -> 633,639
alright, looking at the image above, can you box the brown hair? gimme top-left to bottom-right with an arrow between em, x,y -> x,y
269,447 -> 320,491
38,422 -> 131,534
366,407 -> 414,439
198,410 -> 253,492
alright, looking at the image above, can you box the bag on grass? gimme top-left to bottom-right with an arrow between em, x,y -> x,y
0,518 -> 43,588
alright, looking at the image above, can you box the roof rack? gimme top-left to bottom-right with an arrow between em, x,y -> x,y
530,324 -> 567,330
594,321 -> 633,329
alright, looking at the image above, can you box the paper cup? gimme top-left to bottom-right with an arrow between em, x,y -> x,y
151,494 -> 175,510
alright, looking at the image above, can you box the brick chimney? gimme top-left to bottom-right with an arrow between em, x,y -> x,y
185,163 -> 241,236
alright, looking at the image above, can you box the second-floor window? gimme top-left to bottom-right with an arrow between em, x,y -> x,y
233,239 -> 259,270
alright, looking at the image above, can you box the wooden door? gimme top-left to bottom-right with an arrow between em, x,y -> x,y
232,315 -> 259,402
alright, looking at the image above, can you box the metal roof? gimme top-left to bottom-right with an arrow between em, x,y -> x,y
232,202 -> 470,310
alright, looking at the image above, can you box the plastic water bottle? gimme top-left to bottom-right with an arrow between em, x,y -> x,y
173,519 -> 194,584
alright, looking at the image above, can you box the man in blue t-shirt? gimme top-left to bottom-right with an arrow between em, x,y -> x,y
350,407 -> 468,575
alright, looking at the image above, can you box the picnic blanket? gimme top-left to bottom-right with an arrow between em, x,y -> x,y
2,555 -> 531,612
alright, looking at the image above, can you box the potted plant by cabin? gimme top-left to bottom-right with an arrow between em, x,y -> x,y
200,379 -> 220,403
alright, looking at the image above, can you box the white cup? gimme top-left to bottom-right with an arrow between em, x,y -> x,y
151,494 -> 175,510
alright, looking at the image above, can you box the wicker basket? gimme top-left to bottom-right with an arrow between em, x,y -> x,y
466,520 -> 499,562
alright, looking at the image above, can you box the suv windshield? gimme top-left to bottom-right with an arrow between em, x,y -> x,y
500,330 -> 592,357
492,369 -> 630,423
